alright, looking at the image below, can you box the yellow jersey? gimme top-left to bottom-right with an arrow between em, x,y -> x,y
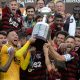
0,44 -> 20,80
0,41 -> 31,80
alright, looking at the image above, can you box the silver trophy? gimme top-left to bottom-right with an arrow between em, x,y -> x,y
32,7 -> 51,41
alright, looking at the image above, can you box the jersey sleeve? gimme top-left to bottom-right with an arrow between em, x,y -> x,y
15,41 -> 31,57
20,51 -> 31,70
63,53 -> 74,61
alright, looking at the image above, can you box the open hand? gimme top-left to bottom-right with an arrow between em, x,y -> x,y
29,37 -> 36,44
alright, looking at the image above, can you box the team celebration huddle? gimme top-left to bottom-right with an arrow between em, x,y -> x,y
0,0 -> 80,80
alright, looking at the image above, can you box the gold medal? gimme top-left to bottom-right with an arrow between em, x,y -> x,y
28,68 -> 33,72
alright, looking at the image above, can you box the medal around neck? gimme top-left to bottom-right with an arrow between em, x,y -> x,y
28,68 -> 33,72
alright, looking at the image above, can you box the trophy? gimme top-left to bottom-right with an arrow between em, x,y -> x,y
32,7 -> 51,42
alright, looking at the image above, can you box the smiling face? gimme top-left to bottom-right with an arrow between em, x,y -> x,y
37,0 -> 45,9
48,2 -> 55,12
55,2 -> 65,14
9,1 -> 18,14
0,34 -> 6,47
54,17 -> 63,25
56,34 -> 65,46
7,31 -> 19,46
75,37 -> 80,47
65,37 -> 75,50
26,8 -> 35,19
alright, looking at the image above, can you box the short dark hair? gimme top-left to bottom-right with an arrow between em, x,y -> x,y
54,13 -> 63,19
0,31 -> 7,36
55,31 -> 68,38
75,35 -> 80,39
18,32 -> 27,39
56,0 -> 65,5
7,29 -> 16,36
26,6 -> 35,12
35,14 -> 43,22
9,0 -> 17,3
36,0 -> 45,4
66,36 -> 75,40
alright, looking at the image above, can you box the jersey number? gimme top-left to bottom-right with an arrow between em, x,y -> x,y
33,61 -> 41,68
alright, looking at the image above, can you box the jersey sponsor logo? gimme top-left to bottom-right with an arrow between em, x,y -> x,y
9,17 -> 19,27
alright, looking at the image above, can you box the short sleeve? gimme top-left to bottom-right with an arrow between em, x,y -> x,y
63,54 -> 74,61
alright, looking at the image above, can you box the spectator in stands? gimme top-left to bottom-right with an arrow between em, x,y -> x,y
35,0 -> 45,13
18,0 -> 25,8
23,6 -> 36,35
55,1 -> 70,20
47,1 -> 55,14
1,0 -> 23,32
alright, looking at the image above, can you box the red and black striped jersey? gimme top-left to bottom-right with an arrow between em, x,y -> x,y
20,50 -> 47,80
60,50 -> 79,80
2,6 -> 23,31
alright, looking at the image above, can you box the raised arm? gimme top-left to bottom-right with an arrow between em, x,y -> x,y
49,44 -> 66,62
43,44 -> 57,72
48,42 -> 73,62
15,37 -> 36,57
20,47 -> 36,70
20,51 -> 31,70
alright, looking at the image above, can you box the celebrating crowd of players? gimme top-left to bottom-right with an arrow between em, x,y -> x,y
0,0 -> 80,80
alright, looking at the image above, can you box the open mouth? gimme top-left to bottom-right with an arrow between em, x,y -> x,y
67,45 -> 72,48
14,39 -> 18,42
2,41 -> 7,44
12,9 -> 16,12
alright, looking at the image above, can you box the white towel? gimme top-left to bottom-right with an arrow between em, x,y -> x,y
68,15 -> 76,36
